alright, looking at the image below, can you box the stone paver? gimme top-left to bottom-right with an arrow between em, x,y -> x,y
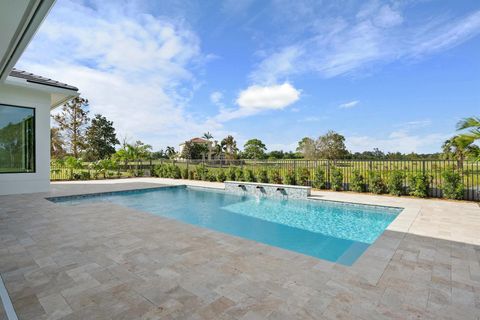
0,179 -> 479,319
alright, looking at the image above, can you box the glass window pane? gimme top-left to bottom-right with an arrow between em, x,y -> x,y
0,105 -> 35,173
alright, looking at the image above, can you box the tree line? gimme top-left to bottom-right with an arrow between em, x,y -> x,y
51,97 -> 479,163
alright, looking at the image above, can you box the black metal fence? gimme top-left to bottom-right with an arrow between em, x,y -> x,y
50,159 -> 480,201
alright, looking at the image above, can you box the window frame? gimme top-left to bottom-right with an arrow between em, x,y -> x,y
0,103 -> 36,174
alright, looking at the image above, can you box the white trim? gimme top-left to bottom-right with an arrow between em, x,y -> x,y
0,275 -> 18,320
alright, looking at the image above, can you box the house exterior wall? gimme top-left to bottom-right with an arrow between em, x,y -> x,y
0,83 -> 51,195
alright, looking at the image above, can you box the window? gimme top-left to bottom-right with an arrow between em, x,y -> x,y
0,104 -> 35,173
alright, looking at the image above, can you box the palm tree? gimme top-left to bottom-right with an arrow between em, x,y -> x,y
221,135 -> 238,160
457,117 -> 480,142
442,135 -> 479,168
165,146 -> 176,159
202,132 -> 213,140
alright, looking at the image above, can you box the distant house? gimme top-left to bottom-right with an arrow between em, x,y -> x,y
179,137 -> 222,160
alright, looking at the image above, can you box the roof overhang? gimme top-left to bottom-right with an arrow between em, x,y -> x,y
0,0 -> 56,81
5,75 -> 78,109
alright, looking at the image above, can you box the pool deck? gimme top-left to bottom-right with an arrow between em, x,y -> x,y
1,178 -> 479,319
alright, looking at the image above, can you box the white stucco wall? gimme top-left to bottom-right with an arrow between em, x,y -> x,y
0,83 -> 51,195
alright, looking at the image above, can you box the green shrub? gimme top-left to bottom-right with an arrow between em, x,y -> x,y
155,164 -> 168,177
312,167 -> 325,189
188,169 -> 195,180
170,165 -> 181,179
216,170 -> 226,182
181,167 -> 188,179
330,167 -> 343,191
226,167 -> 236,181
257,169 -> 269,183
196,164 -> 208,180
207,172 -> 217,182
244,168 -> 255,182
235,168 -> 244,181
408,172 -> 429,198
349,169 -> 365,192
268,168 -> 282,184
442,169 -> 464,200
80,171 -> 91,180
388,170 -> 405,196
297,167 -> 310,186
284,169 -> 296,185
369,172 -> 386,194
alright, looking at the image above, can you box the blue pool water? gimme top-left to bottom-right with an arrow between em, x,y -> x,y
49,186 -> 401,265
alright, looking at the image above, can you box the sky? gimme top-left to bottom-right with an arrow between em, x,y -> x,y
17,0 -> 480,154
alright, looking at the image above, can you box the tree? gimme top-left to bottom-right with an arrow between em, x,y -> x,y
316,130 -> 348,159
296,137 -> 317,159
53,97 -> 90,158
151,150 -> 167,159
85,114 -> 119,161
221,135 -> 238,160
243,139 -> 267,159
456,117 -> 480,160
114,140 -> 152,175
180,141 -> 203,159
165,146 -> 176,159
202,132 -> 213,140
50,127 -> 66,159
457,117 -> 480,142
442,136 -> 479,163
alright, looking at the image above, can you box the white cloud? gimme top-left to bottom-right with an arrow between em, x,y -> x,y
18,0 -> 224,149
216,83 -> 300,121
250,46 -> 304,84
250,2 -> 480,82
339,100 -> 359,109
210,91 -> 223,104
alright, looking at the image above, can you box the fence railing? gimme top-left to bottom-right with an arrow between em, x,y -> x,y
50,158 -> 480,201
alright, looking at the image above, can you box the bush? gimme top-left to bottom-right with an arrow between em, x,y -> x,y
313,167 -> 325,189
268,168 -> 282,184
297,167 -> 310,186
408,172 -> 429,198
235,168 -> 244,181
226,167 -> 236,181
284,169 -> 296,185
154,164 -> 167,177
369,172 -> 386,194
181,167 -> 188,179
188,169 -> 195,180
80,171 -> 91,180
388,170 -> 405,196
196,164 -> 208,180
216,170 -> 226,182
244,168 -> 255,182
257,169 -> 269,183
207,172 -> 217,182
330,167 -> 343,191
170,165 -> 181,179
442,169 -> 464,200
349,169 -> 365,192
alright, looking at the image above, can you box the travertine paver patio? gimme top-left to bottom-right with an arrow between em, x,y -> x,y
1,178 -> 480,319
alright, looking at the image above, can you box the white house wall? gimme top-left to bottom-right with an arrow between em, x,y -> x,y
0,83 -> 51,195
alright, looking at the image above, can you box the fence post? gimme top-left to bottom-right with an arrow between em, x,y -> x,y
150,159 -> 153,176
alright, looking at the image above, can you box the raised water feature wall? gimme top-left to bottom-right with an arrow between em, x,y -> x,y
224,181 -> 311,199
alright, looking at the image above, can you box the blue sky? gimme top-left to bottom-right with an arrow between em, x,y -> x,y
18,0 -> 480,153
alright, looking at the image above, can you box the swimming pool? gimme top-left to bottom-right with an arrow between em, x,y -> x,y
49,186 -> 401,265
